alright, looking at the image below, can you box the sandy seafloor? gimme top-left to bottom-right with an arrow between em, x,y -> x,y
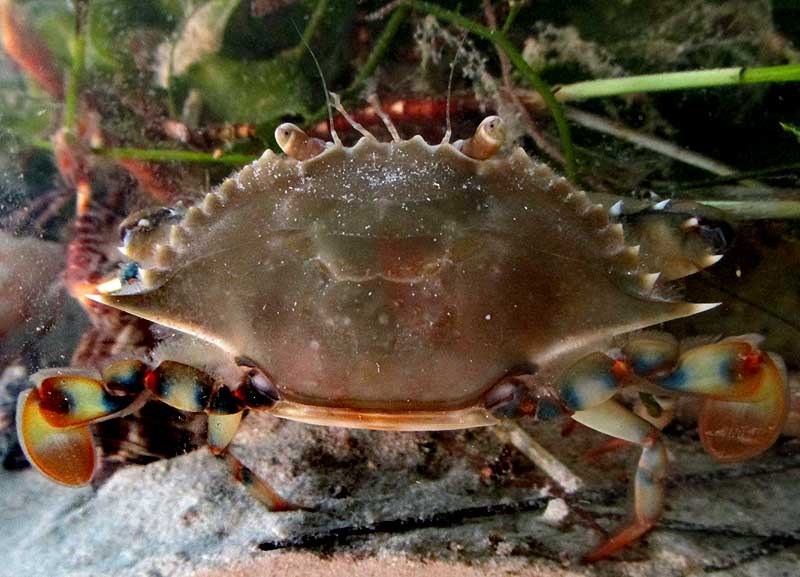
1,408 -> 799,577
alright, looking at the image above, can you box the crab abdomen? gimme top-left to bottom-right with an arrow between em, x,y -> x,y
94,138 -> 707,411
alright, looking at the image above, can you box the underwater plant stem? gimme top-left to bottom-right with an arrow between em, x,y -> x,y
501,1 -> 523,34
342,4 -> 410,100
566,107 -> 744,177
63,0 -> 88,136
556,65 -> 800,101
668,163 -> 800,189
299,0 -> 330,50
93,147 -> 259,165
404,1 -> 576,182
32,139 -> 258,165
699,200 -> 800,220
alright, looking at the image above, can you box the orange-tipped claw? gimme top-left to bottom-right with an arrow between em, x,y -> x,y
16,389 -> 96,486
700,352 -> 788,462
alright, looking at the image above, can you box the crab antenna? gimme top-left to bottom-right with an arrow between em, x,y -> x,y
291,19 -> 340,145
441,33 -> 467,145
367,94 -> 401,142
329,92 -> 375,140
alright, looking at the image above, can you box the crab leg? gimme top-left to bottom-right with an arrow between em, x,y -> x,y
572,400 -> 667,563
558,352 -> 632,412
16,363 -> 148,485
145,360 -> 300,510
17,358 -> 299,510
144,359 -> 306,510
221,452 -> 299,512
554,351 -> 667,561
555,334 -> 787,560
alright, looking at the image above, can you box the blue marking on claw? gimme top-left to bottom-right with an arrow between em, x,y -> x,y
719,355 -> 734,384
561,371 -> 618,410
658,368 -> 688,391
560,385 -> 582,411
630,352 -> 663,375
57,387 -> 130,415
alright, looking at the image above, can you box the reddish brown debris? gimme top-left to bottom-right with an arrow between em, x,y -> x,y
0,0 -> 64,99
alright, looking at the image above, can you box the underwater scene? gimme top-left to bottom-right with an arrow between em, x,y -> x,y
0,1 -> 799,576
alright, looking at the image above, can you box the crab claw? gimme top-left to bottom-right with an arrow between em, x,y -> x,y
34,372 -> 139,428
16,389 -> 96,486
658,340 -> 768,400
700,352 -> 788,462
615,200 -> 733,282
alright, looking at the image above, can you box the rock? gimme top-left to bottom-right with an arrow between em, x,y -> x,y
1,411 -> 799,577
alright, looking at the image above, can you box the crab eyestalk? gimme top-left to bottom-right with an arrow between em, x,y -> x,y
274,123 -> 327,160
455,116 -> 506,160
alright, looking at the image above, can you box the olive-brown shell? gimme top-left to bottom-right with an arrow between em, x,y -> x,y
93,137 -> 708,411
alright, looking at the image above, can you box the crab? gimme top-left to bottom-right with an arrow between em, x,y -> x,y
16,100 -> 789,562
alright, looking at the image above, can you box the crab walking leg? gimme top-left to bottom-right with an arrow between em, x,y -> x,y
484,370 -> 585,492
571,400 -> 667,563
220,452 -> 299,512
494,422 -> 584,493
145,359 -> 300,511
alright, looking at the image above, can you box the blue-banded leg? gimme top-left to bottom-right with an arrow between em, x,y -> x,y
554,333 -> 787,561
484,367 -> 586,494
143,358 -> 298,511
17,357 -> 300,511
